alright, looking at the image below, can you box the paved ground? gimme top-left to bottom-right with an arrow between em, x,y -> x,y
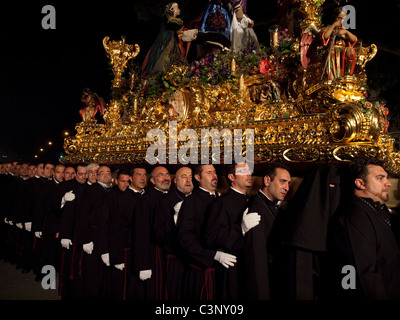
0,260 -> 61,300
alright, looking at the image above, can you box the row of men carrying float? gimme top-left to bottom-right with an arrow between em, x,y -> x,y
1,158 -> 400,300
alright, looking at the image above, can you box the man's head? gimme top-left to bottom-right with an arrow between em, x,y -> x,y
86,163 -> 99,184
53,164 -> 65,183
130,166 -> 147,192
12,163 -> 21,176
64,166 -> 76,181
37,163 -> 44,177
194,164 -> 218,192
150,166 -> 171,192
27,164 -> 37,178
115,170 -> 131,192
43,163 -> 55,179
19,163 -> 29,178
75,165 -> 87,184
261,163 -> 291,202
224,162 -> 253,194
174,166 -> 193,196
351,158 -> 392,204
4,163 -> 11,173
97,166 -> 113,186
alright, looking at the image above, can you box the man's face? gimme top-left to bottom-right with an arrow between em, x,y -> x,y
4,163 -> 11,173
195,165 -> 218,192
264,168 -> 291,202
64,167 -> 76,181
37,163 -> 44,176
87,166 -> 98,184
230,162 -> 253,192
54,165 -> 65,183
20,164 -> 29,177
131,168 -> 147,191
97,166 -> 113,185
116,174 -> 130,192
76,166 -> 87,184
150,166 -> 171,191
175,167 -> 193,195
43,164 -> 55,179
359,165 -> 392,204
27,165 -> 37,178
13,164 -> 21,175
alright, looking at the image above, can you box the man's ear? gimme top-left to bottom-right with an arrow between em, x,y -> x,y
264,175 -> 271,187
150,177 -> 155,185
228,173 -> 235,183
355,178 -> 365,190
194,174 -> 201,183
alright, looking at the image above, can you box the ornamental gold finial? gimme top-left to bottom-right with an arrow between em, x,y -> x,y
297,0 -> 325,31
103,36 -> 140,89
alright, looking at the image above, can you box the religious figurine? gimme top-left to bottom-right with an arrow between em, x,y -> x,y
230,0 -> 259,52
141,2 -> 185,76
79,88 -> 107,123
199,0 -> 232,40
321,6 -> 358,80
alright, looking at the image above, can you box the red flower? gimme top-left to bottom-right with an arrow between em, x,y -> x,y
259,59 -> 272,74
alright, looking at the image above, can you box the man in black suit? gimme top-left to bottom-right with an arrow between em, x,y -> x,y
133,165 -> 171,300
58,164 -> 88,298
243,162 -> 291,299
31,162 -> 54,280
204,162 -> 256,300
154,166 -> 193,300
78,165 -> 113,298
327,158 -> 400,300
41,164 -> 65,273
177,164 -> 236,300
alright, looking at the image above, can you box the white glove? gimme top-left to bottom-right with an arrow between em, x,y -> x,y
25,222 -> 32,232
214,251 -> 237,269
61,190 -> 75,208
8,220 -> 13,226
4,218 -> 7,224
114,263 -> 125,271
173,201 -> 183,225
83,241 -> 94,254
35,231 -> 42,238
16,223 -> 23,229
241,208 -> 261,234
61,238 -> 73,249
139,269 -> 152,281
101,253 -> 110,266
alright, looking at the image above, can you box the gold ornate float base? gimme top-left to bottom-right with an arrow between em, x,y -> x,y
61,108 -> 400,177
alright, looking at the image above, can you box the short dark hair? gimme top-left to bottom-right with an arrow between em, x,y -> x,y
350,157 -> 384,183
130,165 -> 147,176
116,169 -> 131,180
263,162 -> 290,183
222,164 -> 236,185
193,164 -> 206,177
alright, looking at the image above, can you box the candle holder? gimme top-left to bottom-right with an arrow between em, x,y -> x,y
268,25 -> 280,49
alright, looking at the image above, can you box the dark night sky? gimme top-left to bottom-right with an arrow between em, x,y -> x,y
1,0 -> 399,163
